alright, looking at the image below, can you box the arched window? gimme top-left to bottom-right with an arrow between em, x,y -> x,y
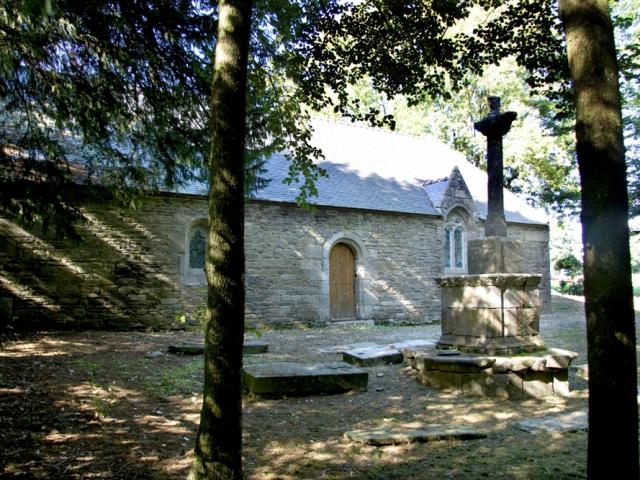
184,223 -> 207,285
188,227 -> 206,270
444,214 -> 467,274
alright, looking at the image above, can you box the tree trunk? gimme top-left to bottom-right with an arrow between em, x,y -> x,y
559,1 -> 638,477
189,1 -> 252,479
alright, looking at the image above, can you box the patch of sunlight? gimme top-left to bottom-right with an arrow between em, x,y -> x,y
0,387 -> 24,394
0,273 -> 63,313
307,451 -> 334,461
302,226 -> 324,243
373,278 -> 420,315
74,456 -> 96,462
492,411 -> 518,420
0,220 -> 86,274
454,413 -> 491,424
82,212 -> 181,289
43,432 -> 101,443
0,341 -> 70,358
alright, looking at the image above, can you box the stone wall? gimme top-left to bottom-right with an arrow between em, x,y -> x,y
0,194 -> 207,330
245,203 -> 444,327
244,202 -> 551,327
0,193 -> 551,330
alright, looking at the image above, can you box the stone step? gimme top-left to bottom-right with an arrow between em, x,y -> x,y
243,362 -> 368,397
344,424 -> 488,446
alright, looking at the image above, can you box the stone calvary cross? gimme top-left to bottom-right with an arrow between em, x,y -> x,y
473,96 -> 517,238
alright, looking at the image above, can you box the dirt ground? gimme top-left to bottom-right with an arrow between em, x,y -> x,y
0,295 -> 635,479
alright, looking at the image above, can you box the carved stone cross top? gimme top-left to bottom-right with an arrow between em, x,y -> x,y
474,96 -> 517,238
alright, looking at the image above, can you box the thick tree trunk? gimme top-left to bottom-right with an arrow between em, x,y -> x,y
189,1 -> 252,479
559,1 -> 638,477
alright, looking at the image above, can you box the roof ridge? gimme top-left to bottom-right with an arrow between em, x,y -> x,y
311,115 -> 430,141
421,177 -> 449,186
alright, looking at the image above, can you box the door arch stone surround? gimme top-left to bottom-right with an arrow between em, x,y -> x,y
320,231 -> 376,321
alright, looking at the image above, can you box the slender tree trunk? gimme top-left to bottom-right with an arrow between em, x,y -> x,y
559,1 -> 638,477
189,1 -> 252,479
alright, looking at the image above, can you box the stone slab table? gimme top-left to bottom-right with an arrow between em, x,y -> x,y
243,362 -> 368,397
343,346 -> 404,367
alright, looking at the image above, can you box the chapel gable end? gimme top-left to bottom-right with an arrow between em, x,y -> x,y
437,167 -> 477,218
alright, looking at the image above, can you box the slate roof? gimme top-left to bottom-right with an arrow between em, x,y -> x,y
249,118 -> 548,225
421,178 -> 449,210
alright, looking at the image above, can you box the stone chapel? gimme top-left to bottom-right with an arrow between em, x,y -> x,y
0,118 -> 550,330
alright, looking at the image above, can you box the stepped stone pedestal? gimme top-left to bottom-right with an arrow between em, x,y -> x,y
406,348 -> 577,399
436,273 -> 544,355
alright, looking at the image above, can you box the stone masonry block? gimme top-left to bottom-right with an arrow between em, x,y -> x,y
442,285 -> 502,309
419,370 -> 463,392
520,370 -> 555,398
502,308 -> 539,337
442,308 -> 503,338
462,372 -> 523,399
467,237 -> 524,274
503,286 -> 541,308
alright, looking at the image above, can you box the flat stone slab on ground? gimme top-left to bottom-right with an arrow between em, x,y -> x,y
168,341 -> 268,356
515,410 -> 588,434
317,342 -> 381,354
327,320 -> 375,329
243,362 -> 368,397
343,346 -> 404,366
388,339 -> 434,350
344,424 -> 488,446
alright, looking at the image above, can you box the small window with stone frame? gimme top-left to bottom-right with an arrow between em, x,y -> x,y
185,223 -> 207,285
443,214 -> 467,274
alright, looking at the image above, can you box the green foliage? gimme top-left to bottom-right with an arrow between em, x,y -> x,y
554,252 -> 583,279
144,360 -> 202,397
612,0 -> 640,219
0,0 -> 333,233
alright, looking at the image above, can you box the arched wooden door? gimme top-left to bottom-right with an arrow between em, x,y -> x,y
329,243 -> 356,319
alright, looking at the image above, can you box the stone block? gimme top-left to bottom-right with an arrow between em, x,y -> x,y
545,348 -> 579,369
419,370 -> 462,392
502,307 -> 540,337
441,308 -> 503,338
468,238 -> 524,274
343,347 -> 404,367
442,285 -> 502,309
553,371 -> 570,397
515,410 -> 587,434
503,286 -> 541,308
521,370 -> 555,398
462,372 -> 523,399
242,362 -> 368,397
344,425 -> 487,446
417,353 -> 495,373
